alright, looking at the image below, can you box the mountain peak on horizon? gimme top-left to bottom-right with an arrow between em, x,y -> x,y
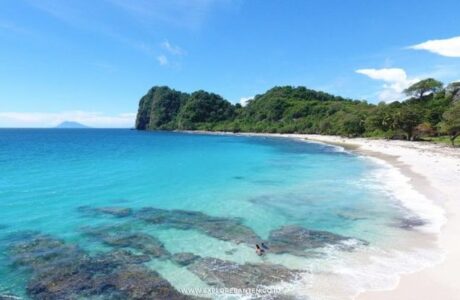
55,121 -> 90,129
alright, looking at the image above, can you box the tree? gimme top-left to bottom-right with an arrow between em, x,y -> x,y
393,106 -> 422,140
364,103 -> 395,133
177,90 -> 235,128
440,102 -> 460,146
446,82 -> 460,93
404,78 -> 443,99
413,122 -> 434,140
135,81 -> 456,143
340,113 -> 365,137
134,86 -> 188,130
446,81 -> 460,102
149,87 -> 188,129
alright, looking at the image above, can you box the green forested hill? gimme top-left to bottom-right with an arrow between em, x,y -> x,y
135,79 -> 460,145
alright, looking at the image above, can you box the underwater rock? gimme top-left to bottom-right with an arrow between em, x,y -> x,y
82,226 -> 170,258
8,233 -> 87,272
335,210 -> 368,221
103,232 -> 170,258
394,216 -> 426,230
27,260 -> 191,300
171,252 -> 200,266
80,223 -> 133,239
136,208 -> 261,245
94,249 -> 151,265
97,207 -> 133,217
187,257 -> 302,289
27,260 -> 99,300
7,232 -> 192,300
78,205 -> 132,218
267,225 -> 365,256
102,264 -> 192,300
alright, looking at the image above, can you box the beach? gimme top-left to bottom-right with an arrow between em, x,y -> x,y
284,134 -> 460,300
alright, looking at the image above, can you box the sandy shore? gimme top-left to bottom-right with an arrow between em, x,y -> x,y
264,133 -> 460,300
297,135 -> 460,300
185,131 -> 460,299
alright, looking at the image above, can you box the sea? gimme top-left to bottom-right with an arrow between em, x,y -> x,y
0,129 -> 444,299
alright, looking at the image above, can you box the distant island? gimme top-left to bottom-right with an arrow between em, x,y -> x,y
55,121 -> 91,129
135,80 -> 460,146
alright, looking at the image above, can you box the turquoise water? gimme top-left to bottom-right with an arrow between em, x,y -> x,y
0,130 -> 437,299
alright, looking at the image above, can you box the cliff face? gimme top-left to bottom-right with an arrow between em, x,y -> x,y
135,86 -> 188,130
135,90 -> 153,130
135,86 -> 234,130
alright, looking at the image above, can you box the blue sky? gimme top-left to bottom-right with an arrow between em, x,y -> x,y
1,0 -> 460,127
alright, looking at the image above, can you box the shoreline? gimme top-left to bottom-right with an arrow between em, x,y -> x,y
182,130 -> 460,299
302,135 -> 460,300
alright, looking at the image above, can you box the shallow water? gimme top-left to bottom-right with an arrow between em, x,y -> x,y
0,129 -> 442,299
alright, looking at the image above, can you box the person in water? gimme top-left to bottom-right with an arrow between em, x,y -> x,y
261,242 -> 269,250
256,244 -> 265,256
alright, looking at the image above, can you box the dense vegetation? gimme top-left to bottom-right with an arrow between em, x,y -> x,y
135,79 -> 460,145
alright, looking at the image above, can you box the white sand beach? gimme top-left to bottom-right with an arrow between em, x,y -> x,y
287,134 -> 460,300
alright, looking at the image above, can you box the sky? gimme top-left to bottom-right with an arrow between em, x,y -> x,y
1,0 -> 460,128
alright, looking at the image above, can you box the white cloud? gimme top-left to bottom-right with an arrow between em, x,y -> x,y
0,111 -> 136,128
239,96 -> 253,106
156,54 -> 169,66
356,68 -> 407,82
409,36 -> 460,57
161,40 -> 186,55
356,68 -> 419,102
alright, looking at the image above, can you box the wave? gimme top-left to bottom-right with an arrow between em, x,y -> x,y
364,156 -> 446,234
267,144 -> 447,299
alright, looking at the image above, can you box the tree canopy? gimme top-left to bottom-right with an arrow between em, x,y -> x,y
404,78 -> 443,99
440,101 -> 460,146
135,79 -> 457,145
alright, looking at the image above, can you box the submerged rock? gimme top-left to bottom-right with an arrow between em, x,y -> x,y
171,252 -> 200,266
78,205 -> 133,218
8,233 -> 87,272
95,249 -> 151,265
102,264 -> 192,300
136,207 -> 261,245
82,226 -> 170,258
186,256 -> 302,289
7,232 -> 192,300
267,225 -> 365,256
80,223 -> 133,238
98,207 -> 133,217
394,216 -> 426,230
104,232 -> 170,258
335,210 -> 368,221
27,259 -> 190,300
